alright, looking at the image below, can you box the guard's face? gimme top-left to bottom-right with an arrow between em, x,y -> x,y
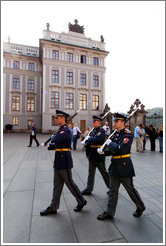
113,119 -> 125,130
55,116 -> 63,125
93,120 -> 100,128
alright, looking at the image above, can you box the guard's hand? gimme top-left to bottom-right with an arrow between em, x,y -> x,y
81,136 -> 90,144
105,139 -> 112,145
41,143 -> 47,147
97,148 -> 104,154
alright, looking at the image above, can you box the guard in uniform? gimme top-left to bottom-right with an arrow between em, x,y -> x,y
40,110 -> 87,216
97,113 -> 145,220
82,116 -> 109,195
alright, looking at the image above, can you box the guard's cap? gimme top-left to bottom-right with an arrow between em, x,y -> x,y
55,110 -> 69,118
113,112 -> 128,122
93,115 -> 102,121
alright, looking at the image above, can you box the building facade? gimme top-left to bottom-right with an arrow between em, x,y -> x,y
3,21 -> 109,133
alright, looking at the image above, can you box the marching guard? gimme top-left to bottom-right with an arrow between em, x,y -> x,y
97,113 -> 146,220
40,110 -> 87,216
81,115 -> 109,195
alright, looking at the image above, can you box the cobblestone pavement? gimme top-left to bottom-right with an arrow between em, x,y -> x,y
2,133 -> 164,244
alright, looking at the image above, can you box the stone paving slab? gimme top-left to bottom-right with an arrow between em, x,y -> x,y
3,190 -> 33,243
2,133 -> 164,244
30,212 -> 78,243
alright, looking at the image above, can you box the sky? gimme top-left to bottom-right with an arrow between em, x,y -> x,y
1,1 -> 165,114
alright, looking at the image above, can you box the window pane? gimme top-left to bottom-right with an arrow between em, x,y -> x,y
67,53 -> 73,62
51,91 -> 59,108
12,116 -> 19,125
80,94 -> 87,109
81,55 -> 86,64
93,57 -> 99,66
52,50 -> 59,60
93,75 -> 99,87
67,72 -> 73,84
14,61 -> 20,69
80,74 -> 86,86
27,98 -> 35,111
28,79 -> 34,90
92,95 -> 99,110
28,63 -> 34,71
13,78 -> 19,89
66,93 -> 73,109
52,70 -> 59,83
12,96 -> 20,111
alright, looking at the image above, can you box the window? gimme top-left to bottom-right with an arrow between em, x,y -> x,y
80,94 -> 87,110
51,92 -> 59,108
27,120 -> 33,130
92,95 -> 99,110
66,93 -> 74,109
28,63 -> 34,71
67,53 -> 73,62
93,57 -> 99,66
12,116 -> 19,126
13,78 -> 19,89
14,61 -> 20,69
93,75 -> 99,87
12,96 -> 20,111
52,70 -> 59,83
81,55 -> 86,64
52,50 -> 59,60
27,97 -> 35,112
67,72 -> 73,84
80,74 -> 86,86
28,79 -> 34,90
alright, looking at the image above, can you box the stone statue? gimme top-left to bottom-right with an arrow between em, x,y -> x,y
140,104 -> 145,111
100,35 -> 104,42
46,23 -> 50,31
134,99 -> 141,107
68,19 -> 84,34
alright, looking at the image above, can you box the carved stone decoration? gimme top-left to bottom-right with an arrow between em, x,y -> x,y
68,19 -> 84,34
46,23 -> 50,31
100,103 -> 112,129
134,99 -> 141,107
100,35 -> 104,42
103,103 -> 110,113
127,99 -> 147,133
140,104 -> 145,111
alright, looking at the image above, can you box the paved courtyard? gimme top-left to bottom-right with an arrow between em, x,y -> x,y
2,133 -> 164,244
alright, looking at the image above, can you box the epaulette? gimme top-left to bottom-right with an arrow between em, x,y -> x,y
124,128 -> 131,133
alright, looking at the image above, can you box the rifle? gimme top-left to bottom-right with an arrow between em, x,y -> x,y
42,100 -> 92,148
97,106 -> 140,153
81,109 -> 110,145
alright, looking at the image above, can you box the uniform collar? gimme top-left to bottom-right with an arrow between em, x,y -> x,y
95,126 -> 101,130
60,124 -> 67,129
118,127 -> 125,133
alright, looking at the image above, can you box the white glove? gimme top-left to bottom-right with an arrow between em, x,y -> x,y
97,148 -> 104,155
105,139 -> 112,145
40,143 -> 47,147
81,136 -> 90,145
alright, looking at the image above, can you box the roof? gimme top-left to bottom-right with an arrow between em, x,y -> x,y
39,38 -> 109,53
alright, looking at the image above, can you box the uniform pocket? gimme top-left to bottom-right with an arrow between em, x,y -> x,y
115,158 -> 135,177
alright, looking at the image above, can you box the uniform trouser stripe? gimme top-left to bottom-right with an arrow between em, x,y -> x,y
87,161 -> 109,191
106,176 -> 145,216
129,177 -> 145,210
50,169 -> 85,210
66,168 -> 85,205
